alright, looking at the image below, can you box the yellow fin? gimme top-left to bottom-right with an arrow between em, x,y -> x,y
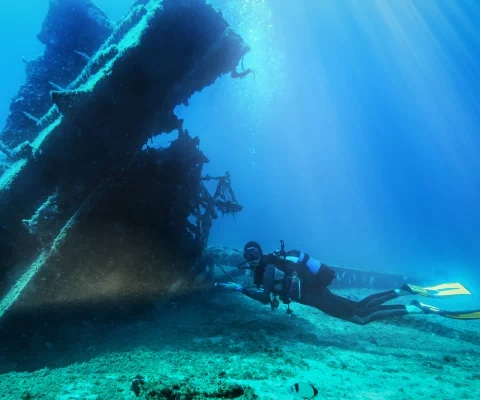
423,282 -> 471,296
416,301 -> 480,320
447,311 -> 480,320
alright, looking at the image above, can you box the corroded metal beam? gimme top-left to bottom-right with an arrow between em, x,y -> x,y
0,0 -> 249,319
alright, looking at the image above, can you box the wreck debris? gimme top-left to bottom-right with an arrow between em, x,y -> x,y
48,81 -> 65,91
1,0 -> 114,148
231,68 -> 255,79
0,0 -> 248,322
186,169 -> 244,254
231,57 -> 255,79
21,112 -> 41,126
73,50 -> 91,62
0,141 -> 12,175
21,190 -> 60,239
201,171 -> 243,216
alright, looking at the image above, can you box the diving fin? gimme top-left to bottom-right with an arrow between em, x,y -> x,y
403,282 -> 471,298
411,300 -> 480,320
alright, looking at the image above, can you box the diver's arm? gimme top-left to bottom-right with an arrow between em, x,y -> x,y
242,264 -> 275,305
215,282 -> 270,304
241,287 -> 270,305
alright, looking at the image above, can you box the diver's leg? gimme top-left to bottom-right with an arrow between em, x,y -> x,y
298,287 -> 422,324
350,303 -> 424,325
299,287 -> 357,321
356,289 -> 407,308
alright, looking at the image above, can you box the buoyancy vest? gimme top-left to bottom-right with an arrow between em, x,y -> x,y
270,265 -> 302,305
272,240 -> 336,287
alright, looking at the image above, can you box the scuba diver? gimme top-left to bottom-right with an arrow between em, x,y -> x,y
216,241 -> 480,325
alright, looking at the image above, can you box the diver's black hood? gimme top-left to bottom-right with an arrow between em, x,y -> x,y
243,241 -> 262,261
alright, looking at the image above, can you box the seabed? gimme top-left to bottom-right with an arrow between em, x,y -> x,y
1,286 -> 479,400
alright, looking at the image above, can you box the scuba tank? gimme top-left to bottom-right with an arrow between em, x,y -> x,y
267,240 -> 303,314
270,270 -> 301,315
274,240 -> 336,287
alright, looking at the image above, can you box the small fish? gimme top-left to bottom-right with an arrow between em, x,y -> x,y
130,375 -> 146,397
288,382 -> 319,399
131,379 -> 141,397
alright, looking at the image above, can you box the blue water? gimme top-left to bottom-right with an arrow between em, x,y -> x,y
1,0 -> 479,284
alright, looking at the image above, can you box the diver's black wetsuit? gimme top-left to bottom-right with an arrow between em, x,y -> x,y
298,285 -> 408,325
242,256 -> 409,325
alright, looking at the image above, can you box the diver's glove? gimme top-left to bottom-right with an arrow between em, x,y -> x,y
215,282 -> 244,292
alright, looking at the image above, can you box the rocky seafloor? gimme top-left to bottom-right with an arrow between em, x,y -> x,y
0,277 -> 479,400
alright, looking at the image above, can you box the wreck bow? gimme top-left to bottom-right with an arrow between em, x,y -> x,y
0,0 -> 248,322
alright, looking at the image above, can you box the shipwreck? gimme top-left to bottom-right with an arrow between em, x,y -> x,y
0,0 -> 248,328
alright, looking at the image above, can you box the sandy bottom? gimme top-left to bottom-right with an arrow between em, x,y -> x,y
0,288 -> 479,400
